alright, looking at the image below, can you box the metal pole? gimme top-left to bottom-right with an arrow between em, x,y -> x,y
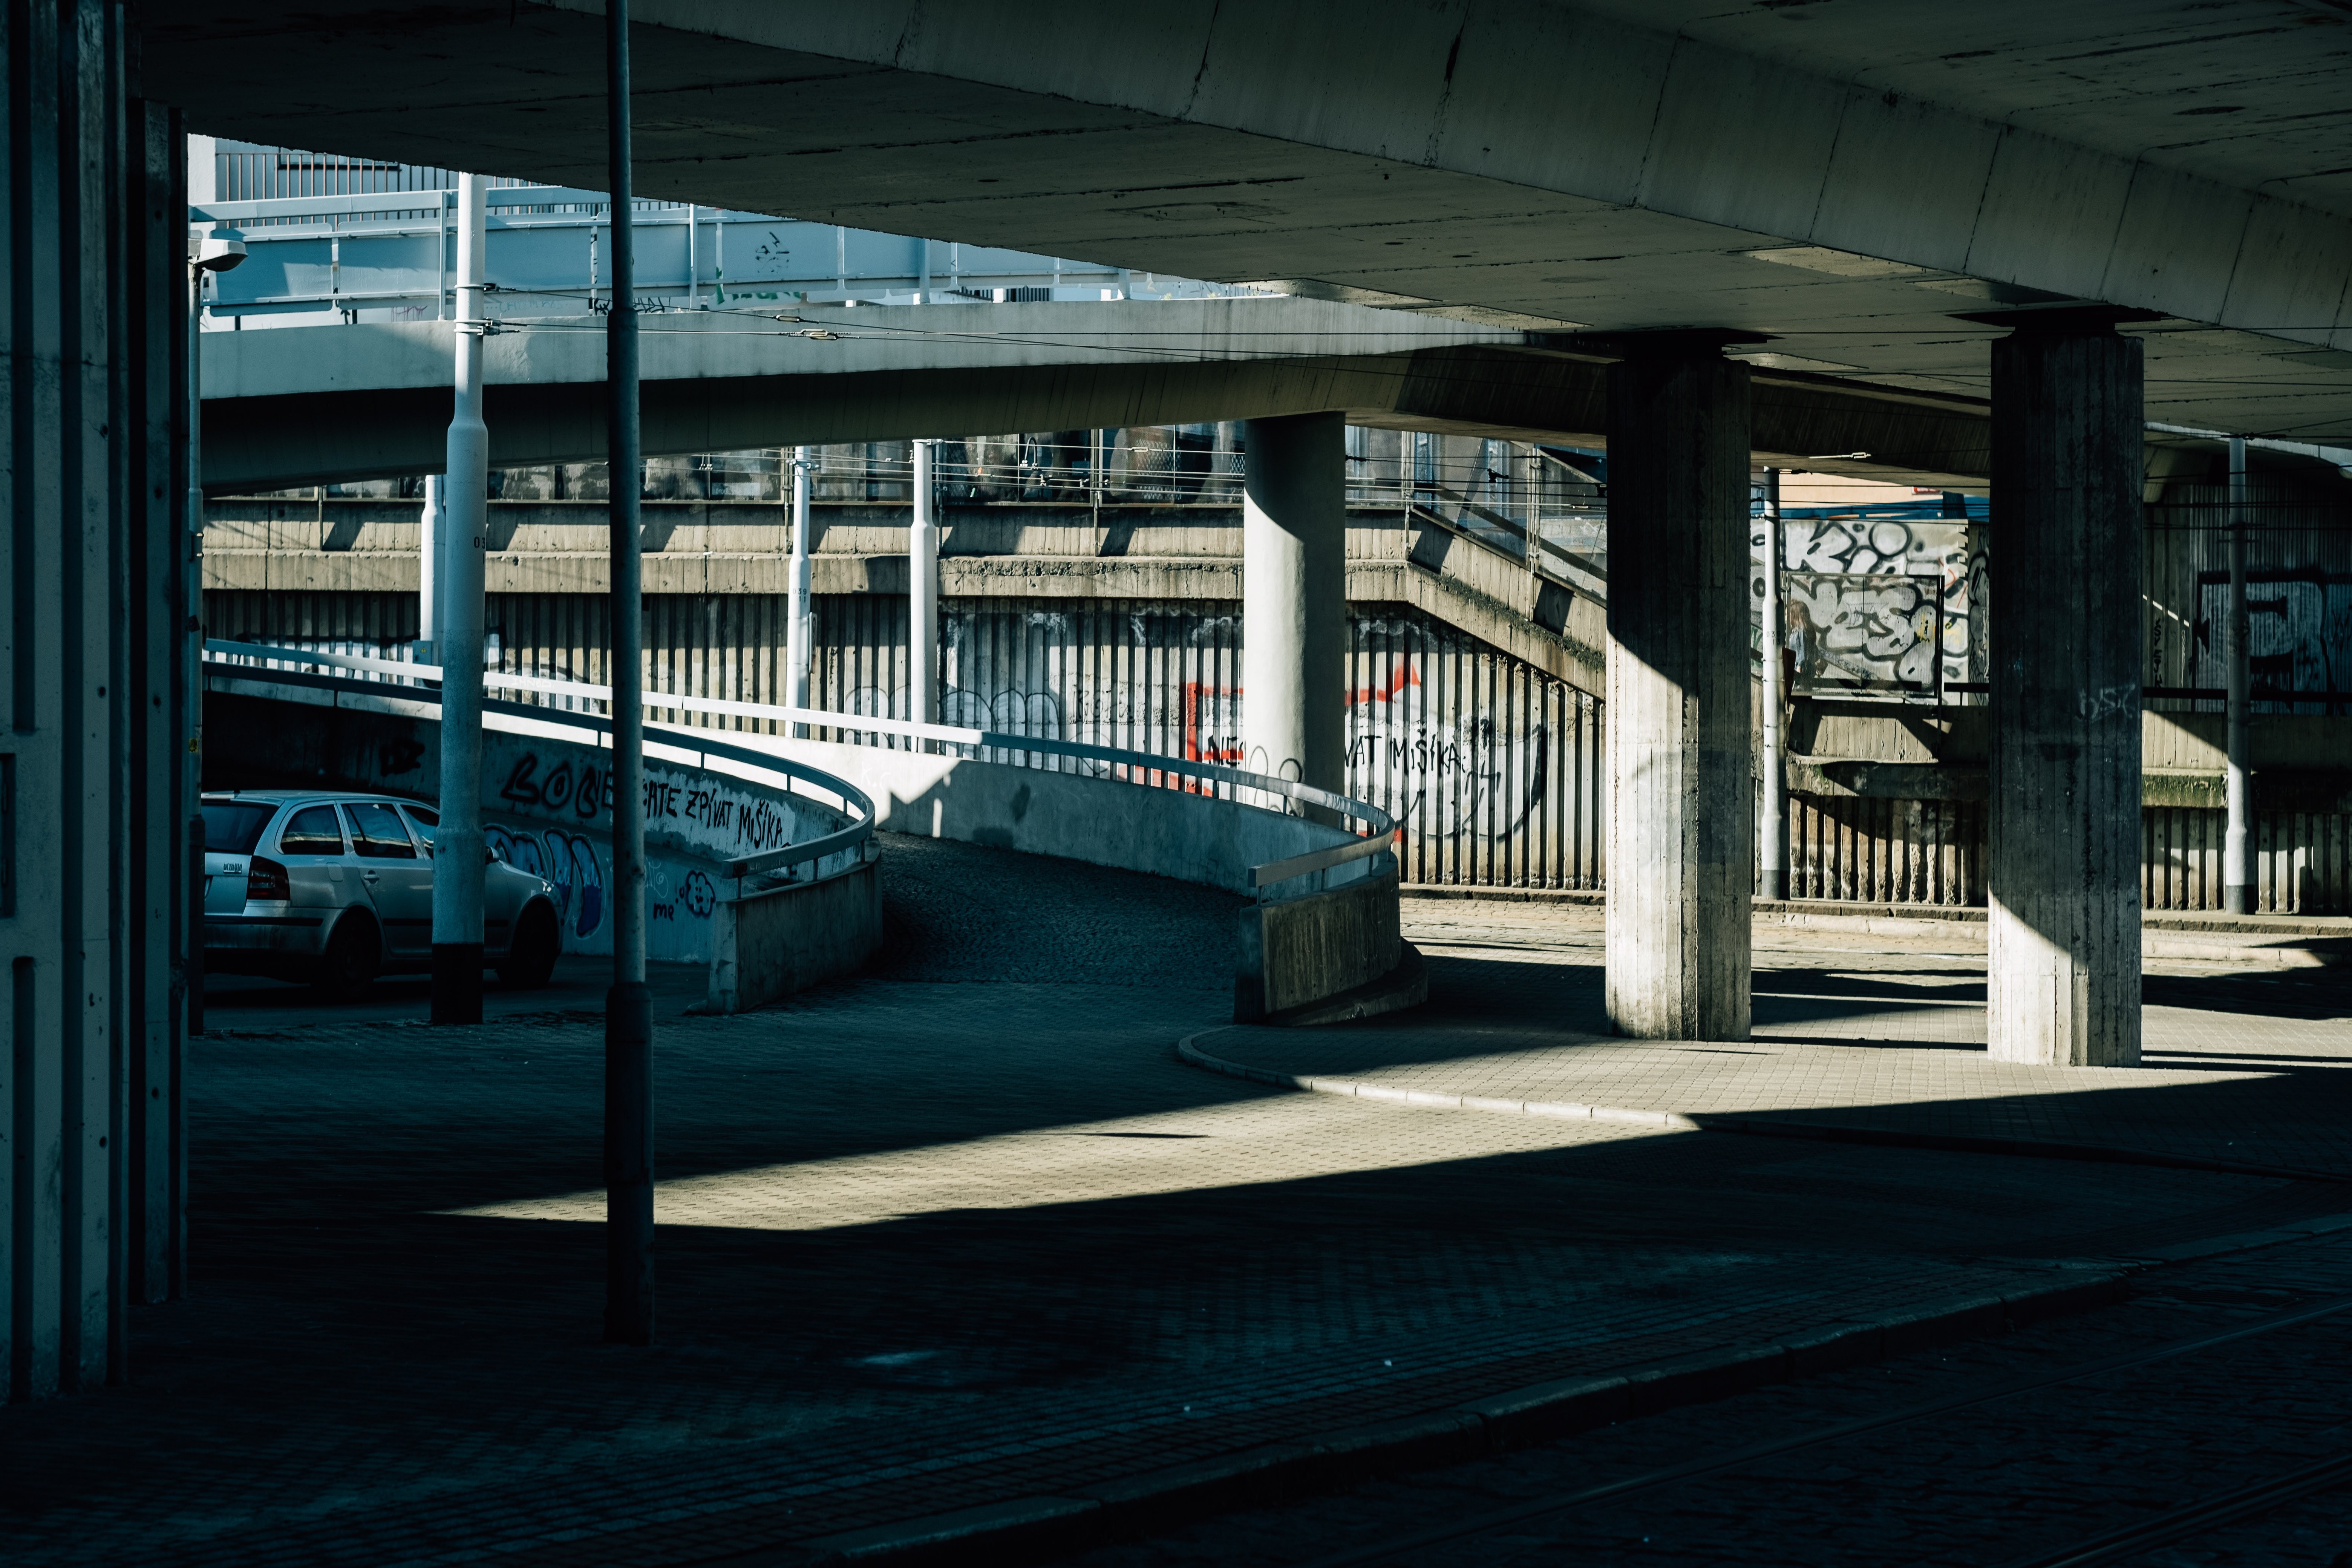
1759,467 -> 1787,901
909,440 -> 939,743
789,444 -> 813,736
2224,436 -> 2252,914
417,473 -> 443,661
430,175 -> 489,1026
184,254 -> 208,1044
605,0 -> 655,1348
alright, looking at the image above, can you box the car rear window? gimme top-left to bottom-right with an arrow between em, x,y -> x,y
344,802 -> 418,860
401,805 -> 439,848
278,805 -> 346,856
201,800 -> 279,855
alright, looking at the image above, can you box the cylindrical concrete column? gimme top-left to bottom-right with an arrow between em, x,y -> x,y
2224,436 -> 2252,914
431,173 -> 489,1026
417,473 -> 443,660
789,444 -> 813,737
1241,412 -> 1346,798
1604,345 -> 1753,1041
909,439 -> 940,738
1987,321 -> 2144,1067
1758,467 -> 1787,902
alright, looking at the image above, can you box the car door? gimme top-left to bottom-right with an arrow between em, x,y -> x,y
343,801 -> 434,957
272,801 -> 360,945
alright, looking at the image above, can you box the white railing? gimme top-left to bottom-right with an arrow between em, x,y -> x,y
203,640 -> 1398,897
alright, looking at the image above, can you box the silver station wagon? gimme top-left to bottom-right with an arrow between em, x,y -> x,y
202,790 -> 561,992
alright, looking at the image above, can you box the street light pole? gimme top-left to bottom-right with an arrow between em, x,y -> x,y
1759,467 -> 1787,901
431,173 -> 489,1026
604,0 -> 655,1348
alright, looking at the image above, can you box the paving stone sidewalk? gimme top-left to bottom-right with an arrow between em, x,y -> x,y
6,858 -> 2350,1566
1188,900 -> 2352,1181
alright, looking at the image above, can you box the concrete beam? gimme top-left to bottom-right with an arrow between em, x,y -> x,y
150,3 -> 2352,441
200,308 -> 2000,492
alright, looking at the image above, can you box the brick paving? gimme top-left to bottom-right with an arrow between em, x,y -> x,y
1186,899 -> 2352,1180
4,858 -> 2349,1564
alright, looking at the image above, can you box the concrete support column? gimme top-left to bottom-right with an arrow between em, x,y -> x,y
1240,412 -> 1345,797
909,439 -> 940,736
3,0 -> 176,1398
789,444 -> 813,736
1603,343 -> 1753,1041
430,174 -> 488,1025
417,473 -> 444,660
1757,467 -> 1787,902
2224,437 -> 2252,914
1986,320 -> 2144,1067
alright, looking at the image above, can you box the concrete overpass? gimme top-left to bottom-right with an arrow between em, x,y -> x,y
200,296 -> 2009,493
15,0 -> 2352,1400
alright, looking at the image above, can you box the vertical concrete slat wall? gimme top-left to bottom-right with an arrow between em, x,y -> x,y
3,1 -> 182,1403
201,588 -> 2351,913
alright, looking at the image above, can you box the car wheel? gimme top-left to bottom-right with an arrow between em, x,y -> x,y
499,902 -> 559,990
314,912 -> 380,996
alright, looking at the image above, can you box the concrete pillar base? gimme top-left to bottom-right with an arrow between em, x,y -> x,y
431,944 -> 484,1025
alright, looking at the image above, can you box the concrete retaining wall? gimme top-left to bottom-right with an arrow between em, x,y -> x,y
757,735 -> 1409,1022
766,736 -> 1370,897
204,680 -> 876,994
1235,870 -> 1416,1024
707,854 -> 884,1014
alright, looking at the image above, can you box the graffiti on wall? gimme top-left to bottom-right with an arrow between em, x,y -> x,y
1344,653 -> 1547,840
1757,513 -> 1982,694
2195,570 -> 2352,712
1784,572 -> 1944,693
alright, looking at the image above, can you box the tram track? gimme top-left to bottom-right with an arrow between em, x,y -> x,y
1291,1290 -> 2352,1568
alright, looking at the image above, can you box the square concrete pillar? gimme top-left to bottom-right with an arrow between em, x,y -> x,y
1242,412 -> 1346,794
1987,320 -> 2145,1066
1604,345 -> 1753,1040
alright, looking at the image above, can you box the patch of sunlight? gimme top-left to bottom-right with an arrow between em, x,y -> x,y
441,1092 -> 1680,1233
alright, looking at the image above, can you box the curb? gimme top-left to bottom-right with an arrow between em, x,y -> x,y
746,1268 -> 2133,1566
1175,1029 -> 2352,1187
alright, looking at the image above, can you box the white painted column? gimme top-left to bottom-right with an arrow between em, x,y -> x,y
1241,413 -> 1346,800
2224,436 -> 2252,914
417,473 -> 443,660
1986,318 -> 2143,1067
1603,341 -> 1753,1042
789,444 -> 814,735
1758,467 -> 1787,901
430,173 -> 489,1024
909,439 -> 940,739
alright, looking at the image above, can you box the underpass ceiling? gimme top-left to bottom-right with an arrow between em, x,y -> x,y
148,2 -> 2352,443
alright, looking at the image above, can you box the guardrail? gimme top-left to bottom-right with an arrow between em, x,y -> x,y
203,639 -> 1399,898
202,640 -> 876,888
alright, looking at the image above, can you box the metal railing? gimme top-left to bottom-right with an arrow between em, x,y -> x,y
204,639 -> 1398,897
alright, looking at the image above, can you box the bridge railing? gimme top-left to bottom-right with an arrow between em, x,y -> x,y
203,639 -> 1398,899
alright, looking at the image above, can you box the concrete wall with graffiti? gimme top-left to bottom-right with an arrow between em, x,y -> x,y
201,684 -> 863,963
1755,493 -> 1986,698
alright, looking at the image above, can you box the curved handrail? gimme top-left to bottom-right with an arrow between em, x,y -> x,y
204,639 -> 1398,894
201,650 -> 875,884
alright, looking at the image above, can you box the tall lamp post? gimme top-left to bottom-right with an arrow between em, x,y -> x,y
605,0 -> 655,1347
187,219 -> 246,1043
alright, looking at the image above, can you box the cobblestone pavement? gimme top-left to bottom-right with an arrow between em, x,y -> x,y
1065,1228 -> 2352,1568
1184,900 -> 2352,1178
5,857 -> 2349,1564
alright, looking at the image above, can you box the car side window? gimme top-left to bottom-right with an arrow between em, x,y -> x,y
278,805 -> 346,857
343,803 -> 419,861
401,805 -> 439,850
